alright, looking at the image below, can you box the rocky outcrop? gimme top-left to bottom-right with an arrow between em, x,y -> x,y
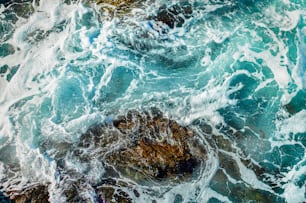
79,109 -> 207,183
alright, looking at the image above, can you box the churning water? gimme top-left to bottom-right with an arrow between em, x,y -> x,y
0,0 -> 305,202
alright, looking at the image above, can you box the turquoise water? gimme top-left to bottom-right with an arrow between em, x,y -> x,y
0,0 -> 305,202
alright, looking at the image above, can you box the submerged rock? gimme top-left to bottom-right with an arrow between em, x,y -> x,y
153,3 -> 193,29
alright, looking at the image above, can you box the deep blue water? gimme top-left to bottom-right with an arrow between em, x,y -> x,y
0,0 -> 305,202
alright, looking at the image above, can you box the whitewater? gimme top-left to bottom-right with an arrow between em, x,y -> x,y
0,0 -> 305,202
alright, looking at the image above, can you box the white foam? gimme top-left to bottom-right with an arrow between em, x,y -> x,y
295,23 -> 306,89
64,113 -> 104,134
219,150 -> 272,192
284,183 -> 305,203
277,110 -> 306,136
282,159 -> 306,203
0,163 -> 6,181
240,29 -> 291,90
263,6 -> 300,31
0,0 -> 91,195
0,4 -> 5,15
201,188 -> 232,203
184,77 -> 238,125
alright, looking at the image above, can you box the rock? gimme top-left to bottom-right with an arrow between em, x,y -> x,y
96,186 -> 133,203
94,0 -> 143,17
153,3 -> 193,29
5,185 -> 49,203
94,0 -> 193,23
90,0 -> 194,54
79,108 -> 207,183
93,0 -> 193,29
54,177 -> 135,203
95,0 -> 139,7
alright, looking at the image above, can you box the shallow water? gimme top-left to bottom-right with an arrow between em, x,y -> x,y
0,0 -> 305,202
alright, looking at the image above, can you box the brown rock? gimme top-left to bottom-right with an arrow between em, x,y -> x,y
93,0 -> 193,29
96,0 -> 139,7
96,186 -> 133,203
80,109 -> 207,183
94,0 -> 143,17
6,185 -> 49,203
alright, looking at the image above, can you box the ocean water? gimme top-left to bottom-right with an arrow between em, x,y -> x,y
0,0 -> 305,202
